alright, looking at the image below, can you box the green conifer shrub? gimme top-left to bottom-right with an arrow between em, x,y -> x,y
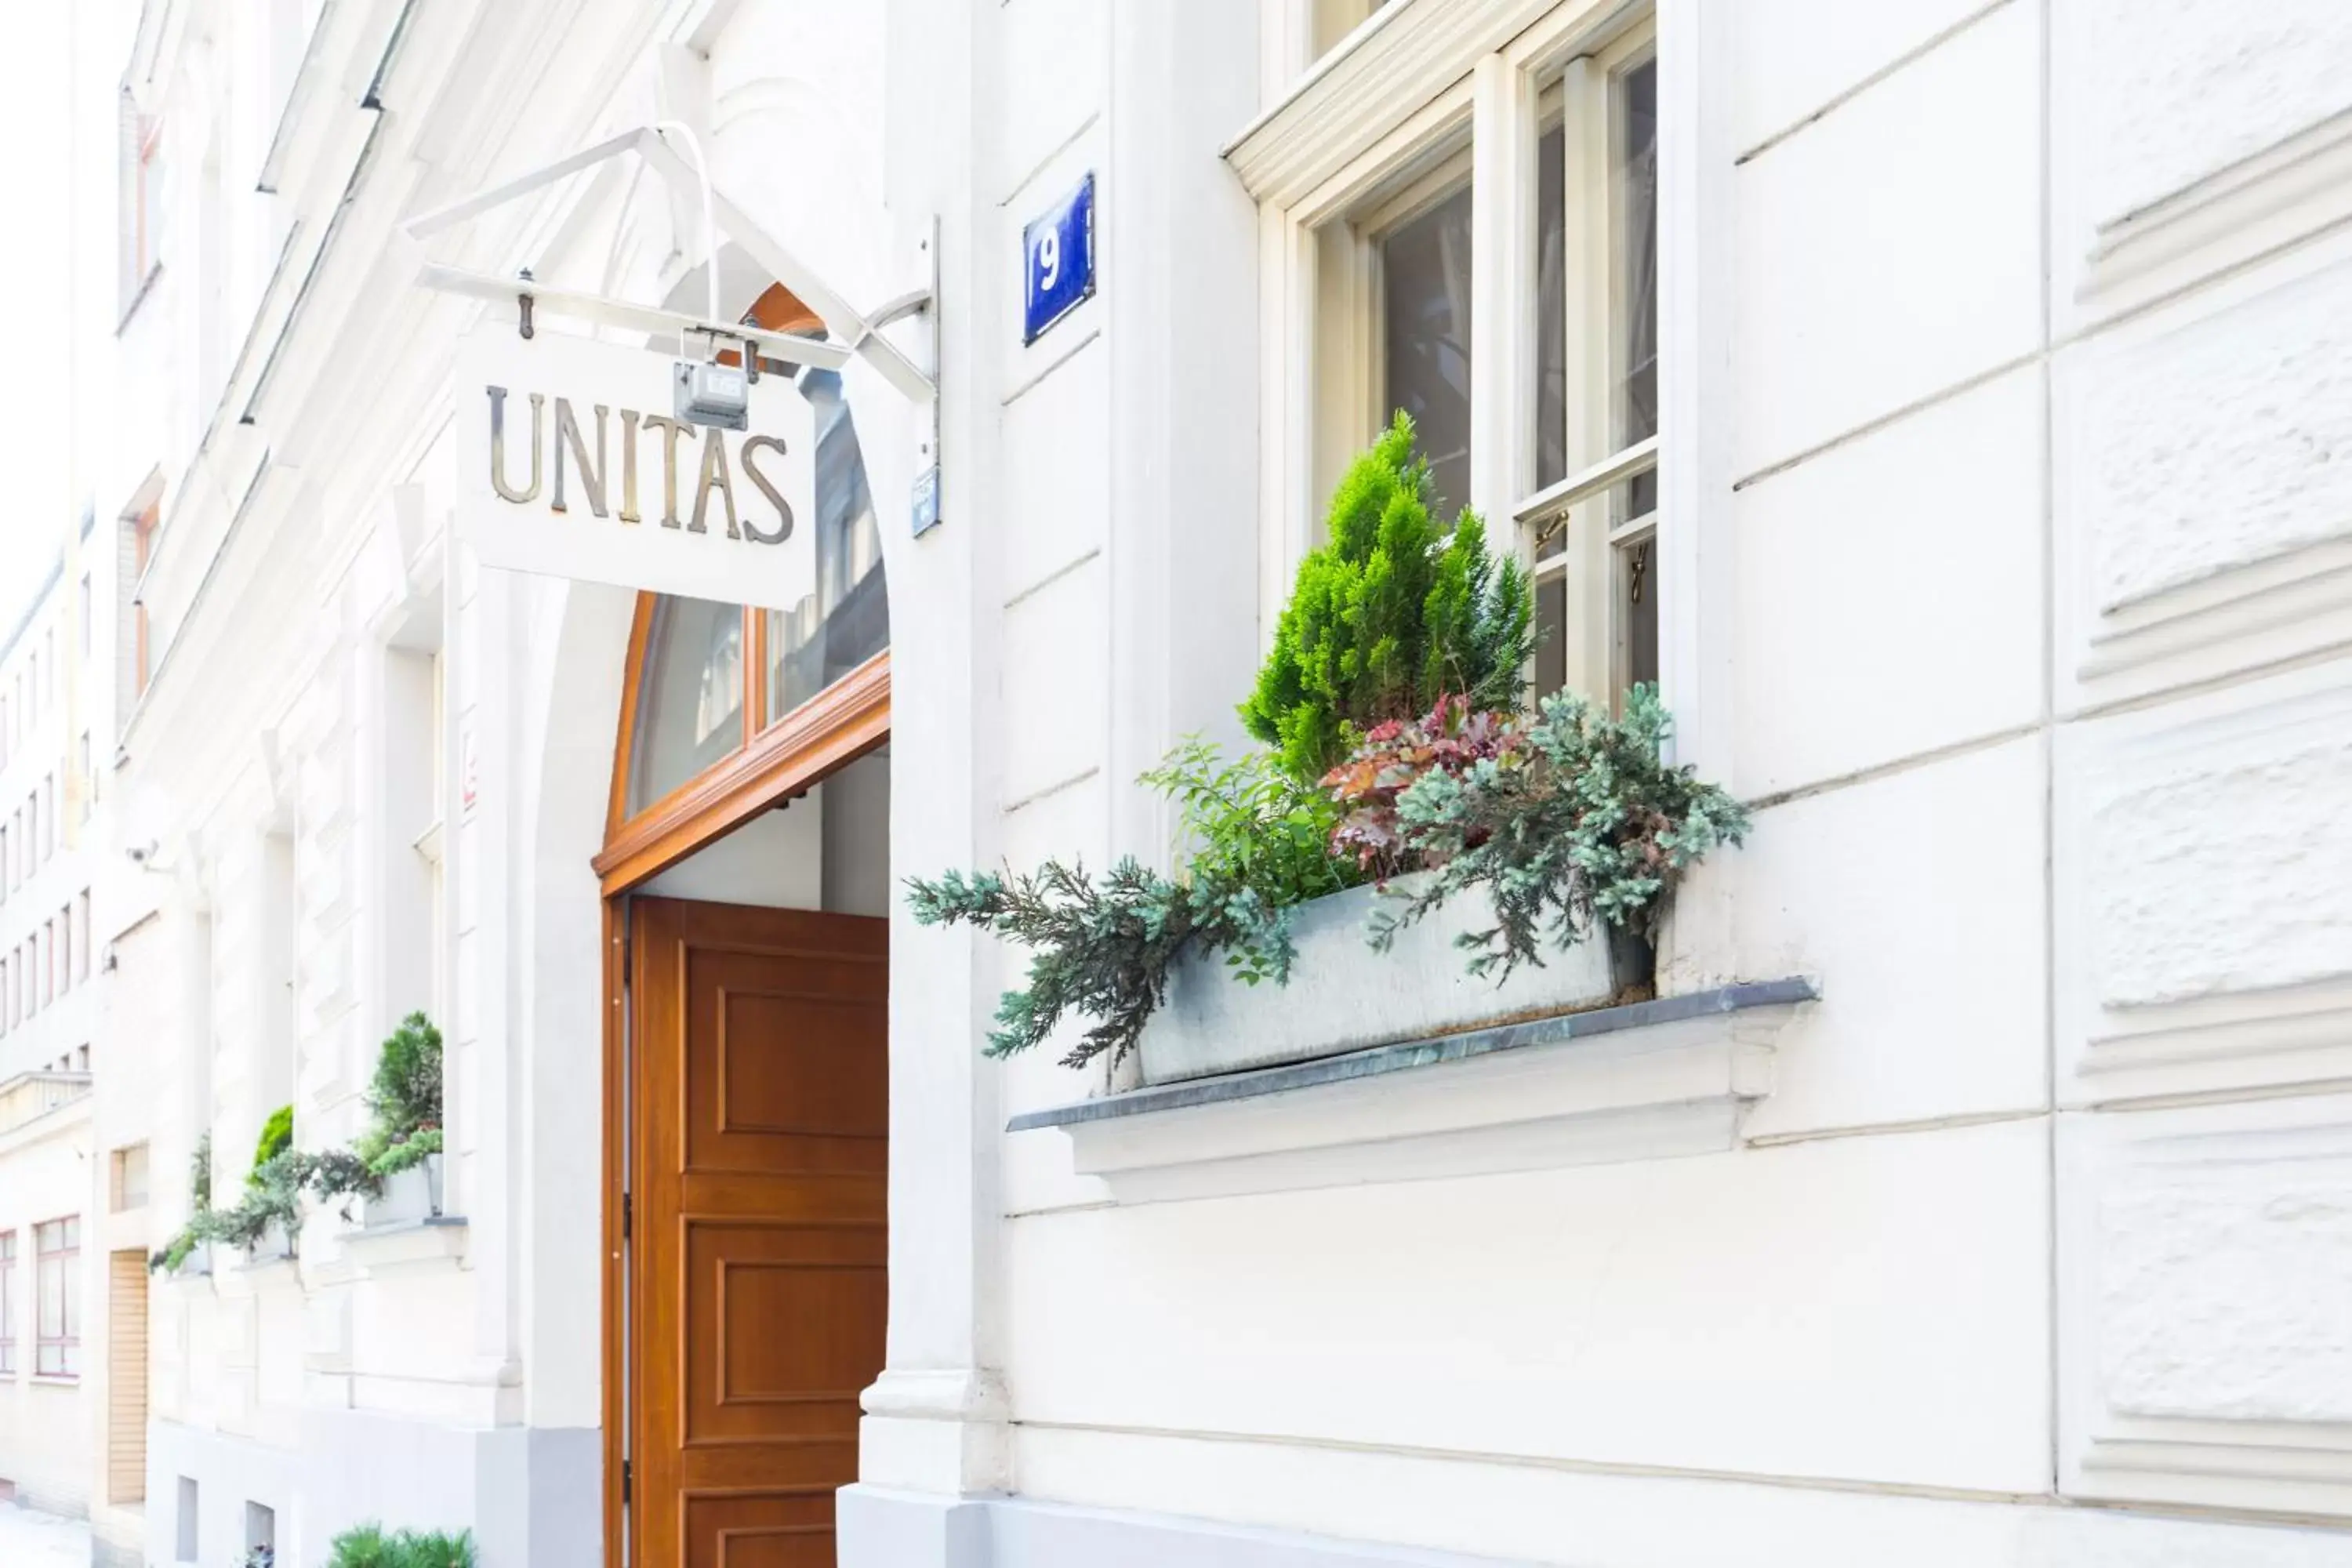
252,1104 -> 294,1177
1240,412 -> 1534,782
354,1012 -> 444,1177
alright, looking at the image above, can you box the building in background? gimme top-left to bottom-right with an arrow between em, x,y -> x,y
0,515 -> 113,1524
60,1 -> 2352,1566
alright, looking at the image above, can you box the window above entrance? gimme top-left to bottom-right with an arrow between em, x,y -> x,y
601,285 -> 892,885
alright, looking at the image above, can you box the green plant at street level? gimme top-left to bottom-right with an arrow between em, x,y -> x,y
1240,412 -> 1534,782
327,1523 -> 477,1568
1331,686 -> 1750,980
908,857 -> 1294,1068
252,1104 -> 294,1178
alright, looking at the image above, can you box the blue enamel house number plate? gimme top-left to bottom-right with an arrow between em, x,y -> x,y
1022,172 -> 1096,344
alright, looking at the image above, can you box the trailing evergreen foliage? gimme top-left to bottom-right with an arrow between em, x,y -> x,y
908,856 -> 1292,1067
210,1151 -> 304,1250
1240,413 -> 1533,782
303,1148 -> 385,1213
150,1134 -> 218,1273
1328,687 -> 1750,978
148,1016 -> 444,1272
909,739 -> 1370,1067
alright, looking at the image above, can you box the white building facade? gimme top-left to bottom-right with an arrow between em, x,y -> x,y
76,0 -> 2352,1565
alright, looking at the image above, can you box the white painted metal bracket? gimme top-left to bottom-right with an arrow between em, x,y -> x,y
403,125 -> 936,405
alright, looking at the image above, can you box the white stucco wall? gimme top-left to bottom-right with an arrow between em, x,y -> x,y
868,2 -> 2352,1563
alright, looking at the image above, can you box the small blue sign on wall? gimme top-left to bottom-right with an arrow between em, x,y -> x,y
1022,172 -> 1096,344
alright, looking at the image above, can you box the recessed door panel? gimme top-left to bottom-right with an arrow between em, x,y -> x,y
632,897 -> 888,1568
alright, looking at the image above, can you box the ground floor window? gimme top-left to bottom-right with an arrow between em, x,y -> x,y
0,1229 -> 16,1374
35,1215 -> 78,1378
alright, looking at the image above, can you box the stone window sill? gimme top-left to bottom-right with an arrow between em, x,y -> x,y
1007,979 -> 1818,1204
339,1214 -> 468,1275
213,1254 -> 299,1299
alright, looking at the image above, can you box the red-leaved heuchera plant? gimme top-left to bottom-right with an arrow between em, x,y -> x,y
1320,696 -> 1522,873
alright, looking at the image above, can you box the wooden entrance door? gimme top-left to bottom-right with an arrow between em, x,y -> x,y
627,896 -> 888,1567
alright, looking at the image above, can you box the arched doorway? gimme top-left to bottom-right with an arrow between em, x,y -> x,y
597,285 -> 893,1567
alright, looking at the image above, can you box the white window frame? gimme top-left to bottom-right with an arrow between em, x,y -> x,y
34,1214 -> 79,1381
1236,0 -> 1736,788
1308,129 -> 1479,520
1523,22 -> 1659,705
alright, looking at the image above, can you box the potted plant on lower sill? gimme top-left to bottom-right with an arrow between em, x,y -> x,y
151,1132 -> 221,1279
228,1106 -> 302,1266
353,1014 -> 448,1229
364,1131 -> 445,1226
911,415 -> 1748,1085
1143,691 -> 1722,1083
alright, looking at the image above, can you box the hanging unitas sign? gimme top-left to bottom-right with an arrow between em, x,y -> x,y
454,322 -> 817,613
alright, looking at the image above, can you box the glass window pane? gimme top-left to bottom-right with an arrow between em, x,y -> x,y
626,596 -> 745,813
764,369 -> 891,725
1311,0 -> 1389,57
1534,122 -> 1567,503
1381,180 -> 1475,519
1615,56 -> 1659,523
1534,575 -> 1568,699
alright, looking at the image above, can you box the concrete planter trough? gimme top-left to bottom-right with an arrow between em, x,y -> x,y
361,1152 -> 445,1229
238,1219 -> 294,1268
1138,879 -> 1654,1085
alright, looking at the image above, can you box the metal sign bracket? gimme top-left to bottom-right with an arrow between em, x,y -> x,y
403,125 -> 938,407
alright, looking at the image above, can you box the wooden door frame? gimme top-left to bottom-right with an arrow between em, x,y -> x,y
598,597 -> 891,1566
593,594 -> 893,897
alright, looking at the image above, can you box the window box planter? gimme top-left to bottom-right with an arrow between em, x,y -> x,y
1140,879 -> 1653,1086
238,1220 -> 294,1269
360,1152 -> 445,1230
217,1226 -> 298,1298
